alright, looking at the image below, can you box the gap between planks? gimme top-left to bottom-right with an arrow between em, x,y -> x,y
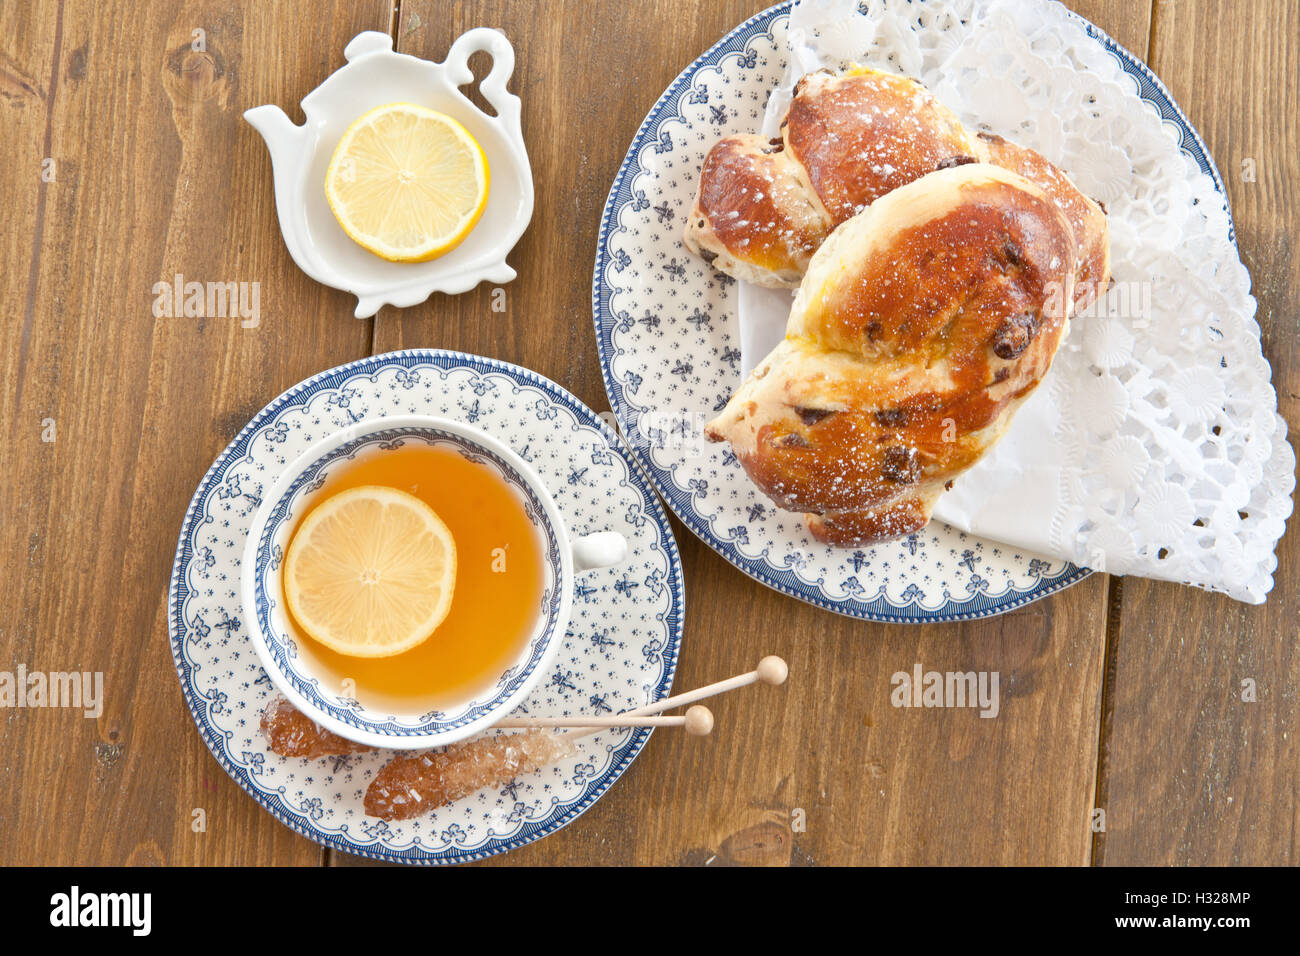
1088,0 -> 1157,867
15,0 -> 66,415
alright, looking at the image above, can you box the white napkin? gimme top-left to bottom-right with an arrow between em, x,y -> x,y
733,0 -> 1294,602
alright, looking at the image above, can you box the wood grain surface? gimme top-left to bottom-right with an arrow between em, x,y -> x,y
0,0 -> 1293,866
1094,0 -> 1300,866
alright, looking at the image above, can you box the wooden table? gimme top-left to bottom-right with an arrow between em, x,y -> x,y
2,0 -> 1295,866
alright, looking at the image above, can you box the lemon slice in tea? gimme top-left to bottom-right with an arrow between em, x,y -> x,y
284,485 -> 458,658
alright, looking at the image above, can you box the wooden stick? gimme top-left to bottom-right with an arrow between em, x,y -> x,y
568,656 -> 786,739
488,655 -> 787,740
618,655 -> 789,719
495,705 -> 714,735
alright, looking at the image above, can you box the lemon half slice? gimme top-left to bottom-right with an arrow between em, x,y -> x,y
284,486 -> 458,658
325,103 -> 489,262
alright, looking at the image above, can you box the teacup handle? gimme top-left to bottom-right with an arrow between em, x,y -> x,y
572,532 -> 628,573
443,28 -> 521,127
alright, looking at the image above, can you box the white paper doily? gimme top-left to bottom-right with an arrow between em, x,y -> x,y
734,0 -> 1294,603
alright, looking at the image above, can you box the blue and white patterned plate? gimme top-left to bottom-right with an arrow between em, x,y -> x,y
591,0 -> 1233,622
169,350 -> 684,863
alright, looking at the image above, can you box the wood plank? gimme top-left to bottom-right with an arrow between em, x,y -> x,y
1067,0 -> 1152,54
330,0 -> 1124,866
0,1 -> 60,437
1095,0 -> 1300,866
0,0 -> 390,865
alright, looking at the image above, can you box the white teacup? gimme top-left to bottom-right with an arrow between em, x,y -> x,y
241,415 -> 627,749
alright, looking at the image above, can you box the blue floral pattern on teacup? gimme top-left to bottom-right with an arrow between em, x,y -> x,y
249,425 -> 563,739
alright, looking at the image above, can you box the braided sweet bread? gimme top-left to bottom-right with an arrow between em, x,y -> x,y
693,66 -> 1109,546
703,163 -> 1079,546
684,67 -> 1109,307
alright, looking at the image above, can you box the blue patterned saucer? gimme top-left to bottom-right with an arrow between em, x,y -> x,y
169,350 -> 683,863
591,1 -> 1231,622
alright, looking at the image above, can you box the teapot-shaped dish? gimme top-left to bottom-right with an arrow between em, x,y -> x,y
245,29 -> 533,317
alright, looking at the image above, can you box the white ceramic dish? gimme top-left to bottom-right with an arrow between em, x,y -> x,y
240,414 -> 627,750
245,29 -> 534,317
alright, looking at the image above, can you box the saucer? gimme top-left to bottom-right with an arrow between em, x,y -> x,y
168,350 -> 683,864
245,29 -> 534,318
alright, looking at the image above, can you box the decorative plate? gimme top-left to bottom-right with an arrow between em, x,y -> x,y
169,350 -> 683,864
245,28 -> 534,318
592,0 -> 1237,621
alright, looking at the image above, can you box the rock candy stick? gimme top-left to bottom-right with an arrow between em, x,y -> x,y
364,729 -> 578,821
361,657 -> 791,821
259,697 -> 373,758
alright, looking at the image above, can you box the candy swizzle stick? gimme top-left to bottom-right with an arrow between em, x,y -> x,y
607,655 -> 789,720
261,656 -> 787,759
495,707 -> 715,733
259,700 -> 714,758
363,657 -> 788,821
362,705 -> 715,821
486,654 -> 785,733
259,697 -> 373,758
263,658 -> 789,821
365,729 -> 581,820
